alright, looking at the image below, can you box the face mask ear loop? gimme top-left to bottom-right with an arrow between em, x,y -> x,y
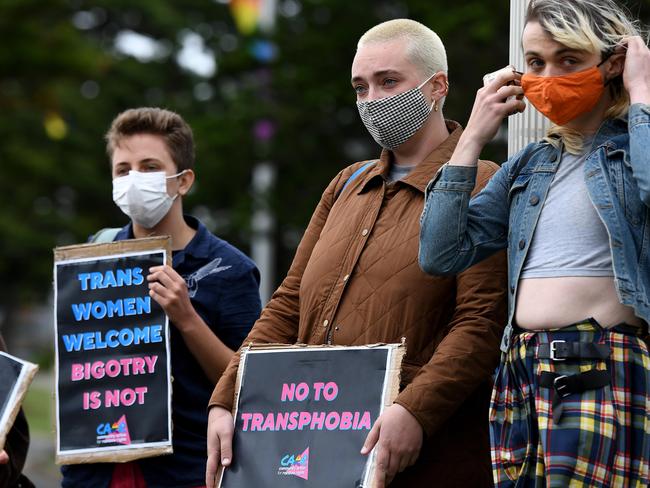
166,169 -> 187,180
417,71 -> 438,90
597,48 -> 614,68
418,72 -> 440,113
597,50 -> 621,87
166,169 -> 187,200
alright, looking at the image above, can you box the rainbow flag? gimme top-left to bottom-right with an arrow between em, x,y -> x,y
230,0 -> 262,35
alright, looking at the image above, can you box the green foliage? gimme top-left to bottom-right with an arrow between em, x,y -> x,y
0,0 -> 648,316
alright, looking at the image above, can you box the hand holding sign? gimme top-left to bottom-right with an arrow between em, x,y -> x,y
147,264 -> 235,384
147,265 -> 196,329
206,406 -> 234,488
361,403 -> 423,488
217,345 -> 404,487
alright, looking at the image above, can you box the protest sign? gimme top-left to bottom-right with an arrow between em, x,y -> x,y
0,351 -> 38,451
53,236 -> 173,464
219,343 -> 404,488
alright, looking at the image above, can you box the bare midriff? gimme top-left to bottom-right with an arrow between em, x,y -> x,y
515,276 -> 644,330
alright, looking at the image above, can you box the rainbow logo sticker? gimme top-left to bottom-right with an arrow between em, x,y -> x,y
278,447 -> 309,480
96,414 -> 131,445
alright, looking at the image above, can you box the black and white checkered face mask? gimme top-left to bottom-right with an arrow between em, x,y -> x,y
356,73 -> 435,150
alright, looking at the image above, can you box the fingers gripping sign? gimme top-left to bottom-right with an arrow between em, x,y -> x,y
147,265 -> 197,328
360,403 -> 423,487
206,406 -> 235,488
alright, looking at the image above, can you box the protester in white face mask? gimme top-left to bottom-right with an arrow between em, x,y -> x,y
61,107 -> 262,488
112,168 -> 188,229
206,19 -> 508,488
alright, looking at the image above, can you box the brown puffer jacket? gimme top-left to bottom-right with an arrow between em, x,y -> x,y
210,121 -> 508,486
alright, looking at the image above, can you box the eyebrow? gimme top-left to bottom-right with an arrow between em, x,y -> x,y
524,47 -> 584,57
113,158 -> 162,167
351,69 -> 402,84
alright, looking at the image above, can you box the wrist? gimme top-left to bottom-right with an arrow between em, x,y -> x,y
448,133 -> 482,167
172,308 -> 202,334
628,86 -> 650,106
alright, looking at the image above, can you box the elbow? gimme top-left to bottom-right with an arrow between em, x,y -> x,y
418,246 -> 457,276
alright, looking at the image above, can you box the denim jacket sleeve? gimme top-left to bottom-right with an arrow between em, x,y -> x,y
628,103 -> 650,206
418,147 -> 534,276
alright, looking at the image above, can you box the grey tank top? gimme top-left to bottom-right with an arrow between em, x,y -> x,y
520,147 -> 614,278
388,163 -> 416,183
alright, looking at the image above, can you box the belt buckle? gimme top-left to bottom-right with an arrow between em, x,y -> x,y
553,375 -> 571,398
550,340 -> 566,361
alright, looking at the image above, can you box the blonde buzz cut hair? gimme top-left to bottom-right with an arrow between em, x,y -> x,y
357,19 -> 448,80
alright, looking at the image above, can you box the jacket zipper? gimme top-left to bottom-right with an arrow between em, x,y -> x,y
326,325 -> 333,345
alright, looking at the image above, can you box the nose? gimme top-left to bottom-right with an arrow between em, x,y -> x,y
541,65 -> 563,77
366,84 -> 381,101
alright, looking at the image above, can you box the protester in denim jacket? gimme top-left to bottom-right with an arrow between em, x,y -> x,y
418,0 -> 650,486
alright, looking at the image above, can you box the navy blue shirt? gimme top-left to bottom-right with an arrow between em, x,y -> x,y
62,216 -> 261,487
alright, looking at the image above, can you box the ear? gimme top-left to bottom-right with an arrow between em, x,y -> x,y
427,72 -> 449,102
604,52 -> 625,80
177,169 -> 195,197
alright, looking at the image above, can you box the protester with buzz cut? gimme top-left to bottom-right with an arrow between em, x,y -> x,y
206,19 -> 508,488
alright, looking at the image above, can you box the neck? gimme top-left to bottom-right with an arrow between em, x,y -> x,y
132,202 -> 196,251
391,113 -> 449,166
564,92 -> 613,135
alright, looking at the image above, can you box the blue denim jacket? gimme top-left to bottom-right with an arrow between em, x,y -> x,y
419,104 -> 650,352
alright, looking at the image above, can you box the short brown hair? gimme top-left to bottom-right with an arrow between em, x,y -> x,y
105,107 -> 195,171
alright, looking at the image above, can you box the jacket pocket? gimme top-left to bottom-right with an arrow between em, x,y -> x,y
507,174 -> 531,206
507,175 -> 531,241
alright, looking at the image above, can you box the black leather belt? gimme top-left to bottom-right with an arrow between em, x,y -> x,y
537,340 -> 610,361
539,370 -> 610,424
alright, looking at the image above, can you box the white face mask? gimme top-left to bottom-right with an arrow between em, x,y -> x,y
112,170 -> 185,229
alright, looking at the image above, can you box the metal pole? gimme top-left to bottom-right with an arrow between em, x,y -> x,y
508,0 -> 549,155
251,161 -> 276,304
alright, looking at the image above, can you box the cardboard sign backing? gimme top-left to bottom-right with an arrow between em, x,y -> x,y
53,236 -> 173,464
219,343 -> 404,488
0,352 -> 38,451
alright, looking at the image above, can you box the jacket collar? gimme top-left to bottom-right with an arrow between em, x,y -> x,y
357,120 -> 463,194
592,114 -> 628,150
116,215 -> 211,260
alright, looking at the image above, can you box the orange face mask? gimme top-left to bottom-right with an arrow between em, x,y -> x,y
521,65 -> 605,126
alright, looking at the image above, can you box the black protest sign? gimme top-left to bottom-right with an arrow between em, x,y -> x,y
219,344 -> 404,488
0,352 -> 38,451
54,237 -> 172,464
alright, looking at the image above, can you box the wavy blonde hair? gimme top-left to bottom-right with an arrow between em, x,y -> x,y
525,0 -> 645,153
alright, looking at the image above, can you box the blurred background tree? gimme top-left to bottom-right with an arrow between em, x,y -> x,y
0,0 -> 648,343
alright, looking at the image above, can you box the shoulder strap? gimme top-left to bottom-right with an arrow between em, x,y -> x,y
336,161 -> 377,200
90,227 -> 121,244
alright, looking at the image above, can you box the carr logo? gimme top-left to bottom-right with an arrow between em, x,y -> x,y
96,414 -> 131,445
277,447 -> 309,480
